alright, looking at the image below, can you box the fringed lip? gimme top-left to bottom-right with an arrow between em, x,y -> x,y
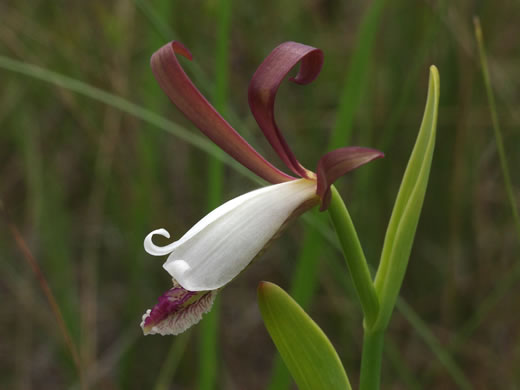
141,282 -> 217,336
150,41 -> 294,184
248,42 -> 324,179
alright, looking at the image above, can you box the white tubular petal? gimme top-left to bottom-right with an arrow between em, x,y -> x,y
161,179 -> 317,291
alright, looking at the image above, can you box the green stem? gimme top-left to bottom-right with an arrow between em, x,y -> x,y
359,330 -> 385,390
327,186 -> 379,328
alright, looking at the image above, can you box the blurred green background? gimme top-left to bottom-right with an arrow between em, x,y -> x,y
1,0 -> 519,389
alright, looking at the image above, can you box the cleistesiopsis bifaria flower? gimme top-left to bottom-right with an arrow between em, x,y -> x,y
141,41 -> 383,335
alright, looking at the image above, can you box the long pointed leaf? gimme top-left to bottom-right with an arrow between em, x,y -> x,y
258,282 -> 351,390
373,66 -> 440,331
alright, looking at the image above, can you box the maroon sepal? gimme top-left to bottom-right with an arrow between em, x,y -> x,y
248,42 -> 324,178
151,41 -> 294,184
316,147 -> 384,211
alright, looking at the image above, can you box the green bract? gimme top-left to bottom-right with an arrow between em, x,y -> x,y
257,282 -> 351,390
373,66 -> 440,331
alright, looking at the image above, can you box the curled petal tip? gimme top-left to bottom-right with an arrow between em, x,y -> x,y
171,41 -> 192,60
288,47 -> 323,85
248,42 -> 324,178
144,228 -> 177,256
316,147 -> 384,211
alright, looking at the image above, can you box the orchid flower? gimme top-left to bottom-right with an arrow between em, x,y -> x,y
140,41 -> 383,336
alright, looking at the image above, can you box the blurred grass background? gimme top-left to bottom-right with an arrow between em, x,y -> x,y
1,0 -> 519,389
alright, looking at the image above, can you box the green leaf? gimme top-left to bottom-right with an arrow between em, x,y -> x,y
257,282 -> 351,390
373,66 -> 440,331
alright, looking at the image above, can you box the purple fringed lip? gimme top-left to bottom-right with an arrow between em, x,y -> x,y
141,284 -> 216,336
142,286 -> 196,329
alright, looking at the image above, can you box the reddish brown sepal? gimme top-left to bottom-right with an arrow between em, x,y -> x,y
316,147 -> 384,211
151,41 -> 294,184
248,42 -> 324,178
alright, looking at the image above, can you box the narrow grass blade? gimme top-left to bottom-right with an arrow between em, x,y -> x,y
385,338 -> 422,390
474,17 -> 520,240
153,332 -> 190,390
206,0 -> 231,211
0,55 -> 257,183
132,0 -> 175,41
396,299 -> 471,390
258,282 -> 351,390
373,66 -> 440,331
451,260 -> 520,349
200,1 -> 232,389
121,2 -> 179,388
328,0 -> 387,149
12,112 -> 80,369
0,203 -> 82,378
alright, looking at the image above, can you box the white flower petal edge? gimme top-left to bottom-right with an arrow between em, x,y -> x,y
144,179 -> 317,291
